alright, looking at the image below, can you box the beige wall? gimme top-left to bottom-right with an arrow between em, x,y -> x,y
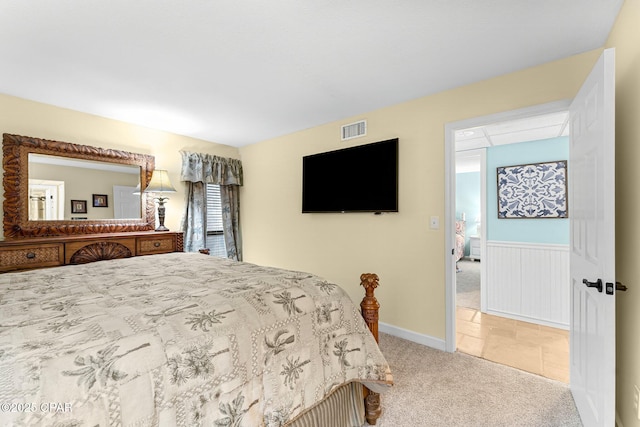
606,1 -> 640,425
0,93 -> 239,239
240,50 -> 601,339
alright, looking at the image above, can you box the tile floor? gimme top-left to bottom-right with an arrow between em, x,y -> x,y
456,306 -> 569,383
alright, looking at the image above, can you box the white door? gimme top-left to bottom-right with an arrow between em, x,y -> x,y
113,185 -> 141,219
28,182 -> 64,220
569,48 -> 616,426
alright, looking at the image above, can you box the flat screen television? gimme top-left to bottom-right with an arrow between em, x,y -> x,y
302,138 -> 398,213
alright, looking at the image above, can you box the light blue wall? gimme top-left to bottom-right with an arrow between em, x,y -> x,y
456,171 -> 481,255
487,136 -> 569,244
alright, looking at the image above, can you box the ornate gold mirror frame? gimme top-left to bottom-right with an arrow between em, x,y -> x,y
3,133 -> 156,238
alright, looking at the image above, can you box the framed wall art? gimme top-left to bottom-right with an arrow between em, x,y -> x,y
497,160 -> 568,219
71,200 -> 87,214
92,194 -> 109,208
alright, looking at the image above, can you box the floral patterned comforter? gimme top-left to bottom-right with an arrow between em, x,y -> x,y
0,252 -> 392,426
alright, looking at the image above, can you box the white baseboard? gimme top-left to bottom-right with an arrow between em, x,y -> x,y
379,322 -> 446,351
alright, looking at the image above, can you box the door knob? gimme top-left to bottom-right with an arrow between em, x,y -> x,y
583,278 -> 603,292
605,281 -> 627,295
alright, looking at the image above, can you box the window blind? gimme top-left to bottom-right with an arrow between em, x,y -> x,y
206,184 -> 226,257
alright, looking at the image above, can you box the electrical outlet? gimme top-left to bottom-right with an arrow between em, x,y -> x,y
634,385 -> 640,420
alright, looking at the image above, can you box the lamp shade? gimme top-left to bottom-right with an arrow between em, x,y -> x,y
144,170 -> 177,193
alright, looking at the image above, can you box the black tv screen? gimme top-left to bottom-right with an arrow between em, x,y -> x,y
302,138 -> 398,213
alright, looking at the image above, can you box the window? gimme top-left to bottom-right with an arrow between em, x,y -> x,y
206,184 -> 226,257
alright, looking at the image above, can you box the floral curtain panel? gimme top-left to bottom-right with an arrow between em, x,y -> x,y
180,151 -> 243,260
220,185 -> 242,261
181,181 -> 206,253
180,151 -> 243,185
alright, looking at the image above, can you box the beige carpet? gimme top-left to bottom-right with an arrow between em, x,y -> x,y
456,259 -> 480,310
368,333 -> 582,427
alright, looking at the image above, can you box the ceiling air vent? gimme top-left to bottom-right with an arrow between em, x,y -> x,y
341,120 -> 367,141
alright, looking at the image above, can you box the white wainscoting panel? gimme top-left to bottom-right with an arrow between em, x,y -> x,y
486,241 -> 569,329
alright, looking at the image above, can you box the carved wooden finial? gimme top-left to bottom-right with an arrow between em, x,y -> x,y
360,273 -> 379,297
360,273 -> 380,343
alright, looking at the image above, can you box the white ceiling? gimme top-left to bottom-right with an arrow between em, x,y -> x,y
456,110 -> 570,151
0,1 -> 623,147
455,110 -> 570,172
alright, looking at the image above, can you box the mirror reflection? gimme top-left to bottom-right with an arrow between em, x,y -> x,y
28,154 -> 142,221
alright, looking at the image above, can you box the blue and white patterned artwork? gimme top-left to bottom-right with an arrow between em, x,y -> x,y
497,160 -> 568,219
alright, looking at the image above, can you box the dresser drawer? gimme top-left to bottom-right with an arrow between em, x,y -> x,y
0,243 -> 64,272
137,235 -> 176,255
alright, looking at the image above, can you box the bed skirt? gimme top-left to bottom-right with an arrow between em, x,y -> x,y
288,382 -> 366,427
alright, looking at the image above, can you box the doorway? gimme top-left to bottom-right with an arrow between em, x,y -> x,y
28,179 -> 65,220
445,101 -> 572,382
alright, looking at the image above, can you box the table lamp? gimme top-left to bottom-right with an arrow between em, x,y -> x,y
143,169 -> 177,231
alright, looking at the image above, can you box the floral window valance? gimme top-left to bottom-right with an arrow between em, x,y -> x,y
180,151 -> 243,186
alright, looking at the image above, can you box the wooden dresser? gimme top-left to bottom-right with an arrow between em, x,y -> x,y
0,231 -> 183,273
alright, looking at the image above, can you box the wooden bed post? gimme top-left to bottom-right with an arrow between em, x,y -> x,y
360,273 -> 382,425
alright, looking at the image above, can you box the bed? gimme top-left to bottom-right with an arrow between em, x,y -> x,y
0,252 -> 392,427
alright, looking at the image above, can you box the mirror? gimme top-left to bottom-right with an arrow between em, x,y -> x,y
28,154 -> 142,221
3,133 -> 156,238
